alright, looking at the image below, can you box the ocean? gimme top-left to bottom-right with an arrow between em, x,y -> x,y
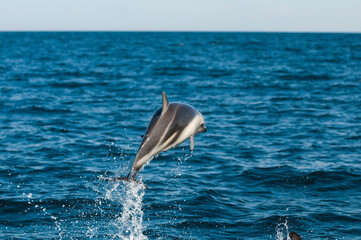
0,32 -> 361,239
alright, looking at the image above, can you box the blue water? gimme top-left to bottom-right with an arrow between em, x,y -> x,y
1,32 -> 361,239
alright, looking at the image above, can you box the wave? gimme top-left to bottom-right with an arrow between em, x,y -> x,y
238,166 -> 361,191
278,73 -> 334,81
10,105 -> 73,114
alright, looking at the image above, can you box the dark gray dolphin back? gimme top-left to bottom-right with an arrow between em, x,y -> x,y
158,103 -> 199,146
143,107 -> 162,141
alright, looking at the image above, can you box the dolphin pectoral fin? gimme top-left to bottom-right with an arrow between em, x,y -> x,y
190,135 -> 194,151
161,92 -> 169,115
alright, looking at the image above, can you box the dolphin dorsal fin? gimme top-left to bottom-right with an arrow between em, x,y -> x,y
161,92 -> 169,115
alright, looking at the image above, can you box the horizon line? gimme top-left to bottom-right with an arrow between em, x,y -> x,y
0,30 -> 361,34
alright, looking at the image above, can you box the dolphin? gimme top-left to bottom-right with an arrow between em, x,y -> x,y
289,231 -> 303,240
126,92 -> 207,180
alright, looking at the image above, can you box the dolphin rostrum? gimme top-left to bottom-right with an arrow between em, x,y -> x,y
126,92 -> 207,180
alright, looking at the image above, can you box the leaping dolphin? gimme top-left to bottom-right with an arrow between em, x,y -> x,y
126,92 -> 207,180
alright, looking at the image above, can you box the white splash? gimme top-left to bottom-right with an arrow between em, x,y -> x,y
105,181 -> 148,240
276,219 -> 291,240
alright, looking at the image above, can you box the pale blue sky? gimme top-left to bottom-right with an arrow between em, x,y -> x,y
0,0 -> 360,32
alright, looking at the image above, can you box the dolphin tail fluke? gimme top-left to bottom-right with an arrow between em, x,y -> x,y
100,176 -> 131,182
114,176 -> 130,181
114,171 -> 141,182
113,174 -> 148,188
113,172 -> 132,181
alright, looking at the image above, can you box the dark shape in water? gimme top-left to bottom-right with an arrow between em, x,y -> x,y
289,231 -> 303,240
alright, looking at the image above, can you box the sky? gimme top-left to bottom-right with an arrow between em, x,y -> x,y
0,0 -> 360,32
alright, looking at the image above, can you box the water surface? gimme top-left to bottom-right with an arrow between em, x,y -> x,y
1,32 -> 361,239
